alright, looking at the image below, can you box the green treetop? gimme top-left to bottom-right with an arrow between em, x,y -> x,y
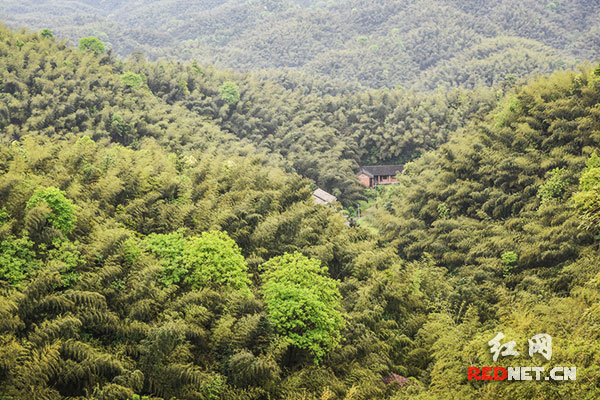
78,36 -> 106,54
121,72 -> 144,89
219,81 -> 240,105
26,187 -> 76,235
573,152 -> 600,229
260,252 -> 344,363
40,29 -> 53,39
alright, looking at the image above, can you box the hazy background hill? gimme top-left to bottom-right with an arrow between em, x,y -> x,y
1,0 -> 598,90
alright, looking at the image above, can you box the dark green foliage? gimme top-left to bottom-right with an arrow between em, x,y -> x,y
0,24 -> 498,205
40,29 -> 53,39
437,202 -> 450,219
0,21 -> 599,400
0,113 -> 392,398
47,240 -> 83,287
573,152 -> 600,229
537,167 -> 570,204
370,64 -> 600,398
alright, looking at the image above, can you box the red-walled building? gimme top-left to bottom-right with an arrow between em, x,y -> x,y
357,165 -> 403,188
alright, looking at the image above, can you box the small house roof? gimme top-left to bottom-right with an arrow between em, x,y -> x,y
313,188 -> 337,204
358,165 -> 403,177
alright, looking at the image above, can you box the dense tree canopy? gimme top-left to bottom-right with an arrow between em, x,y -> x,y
573,151 -> 600,230
371,64 -> 600,398
26,187 -> 77,235
145,230 -> 252,292
0,23 -> 498,204
0,15 -> 599,400
1,0 -> 596,89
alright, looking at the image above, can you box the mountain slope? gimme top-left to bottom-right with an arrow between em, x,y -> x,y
0,23 -> 498,204
1,0 -> 598,89
0,26 -> 423,399
374,64 -> 600,399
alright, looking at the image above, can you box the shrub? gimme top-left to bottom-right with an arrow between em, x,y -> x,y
501,251 -> 518,276
0,236 -> 38,285
144,230 -> 250,292
40,29 -> 53,39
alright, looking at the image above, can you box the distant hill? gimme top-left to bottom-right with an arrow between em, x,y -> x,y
1,0 -> 598,89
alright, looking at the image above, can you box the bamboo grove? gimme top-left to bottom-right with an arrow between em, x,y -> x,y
2,0 -> 598,90
0,22 -> 600,400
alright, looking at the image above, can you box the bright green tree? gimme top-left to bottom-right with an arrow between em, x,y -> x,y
501,251 -> 518,276
78,36 -> 106,54
121,72 -> 144,89
260,252 -> 344,363
183,230 -> 250,291
145,230 -> 251,292
219,81 -> 240,105
0,236 -> 38,285
144,229 -> 187,286
26,187 -> 76,234
537,167 -> 570,204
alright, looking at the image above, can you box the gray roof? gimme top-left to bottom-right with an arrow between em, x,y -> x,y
358,165 -> 403,177
313,188 -> 337,204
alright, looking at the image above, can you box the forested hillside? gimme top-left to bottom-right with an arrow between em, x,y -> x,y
0,25 -> 451,399
0,24 -> 498,204
372,64 -> 600,398
1,0 -> 597,89
1,15 -> 600,400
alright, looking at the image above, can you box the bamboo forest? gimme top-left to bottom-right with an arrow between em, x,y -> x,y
0,1 -> 600,399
